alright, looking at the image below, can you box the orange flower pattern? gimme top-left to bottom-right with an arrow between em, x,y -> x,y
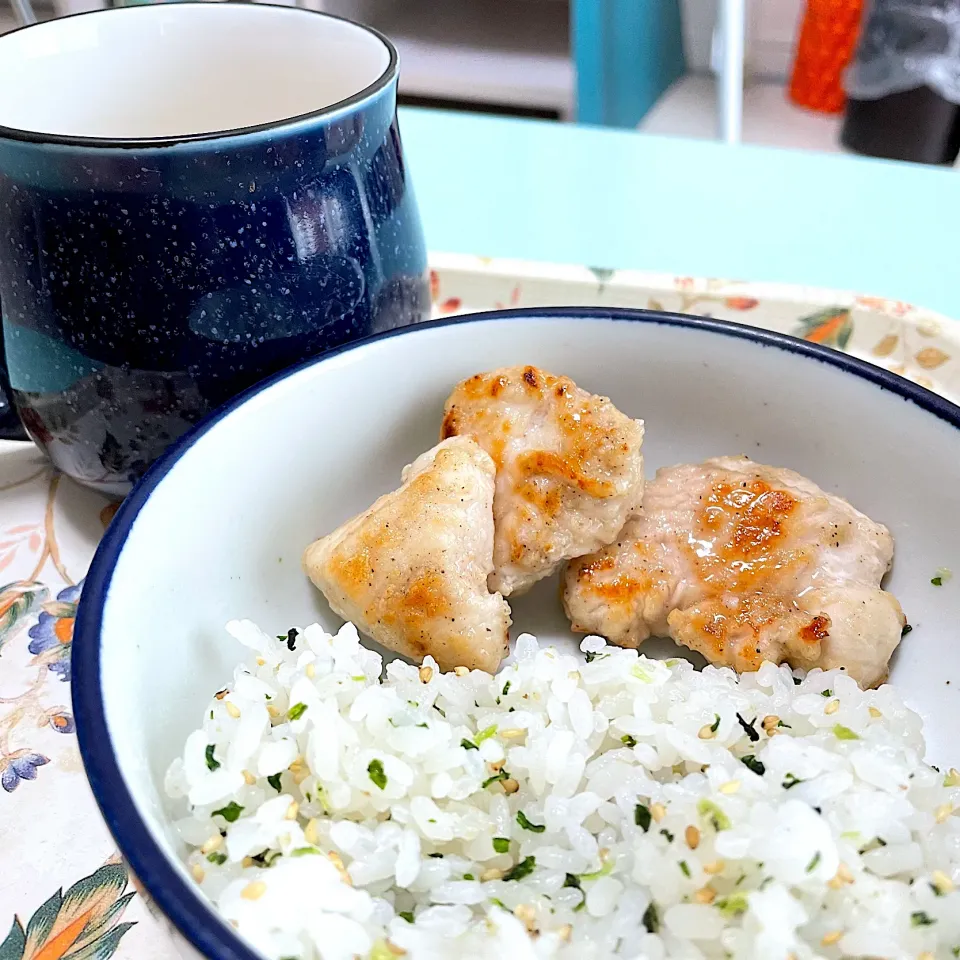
1,860 -> 135,960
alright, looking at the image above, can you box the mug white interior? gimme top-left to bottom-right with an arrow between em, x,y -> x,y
0,3 -> 393,142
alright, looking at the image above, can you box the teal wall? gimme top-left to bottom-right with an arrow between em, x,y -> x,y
573,0 -> 686,128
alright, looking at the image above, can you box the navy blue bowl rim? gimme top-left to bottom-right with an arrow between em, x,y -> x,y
0,2 -> 398,149
73,306 -> 960,960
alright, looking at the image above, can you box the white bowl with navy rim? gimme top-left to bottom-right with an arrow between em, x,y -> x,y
73,308 -> 960,960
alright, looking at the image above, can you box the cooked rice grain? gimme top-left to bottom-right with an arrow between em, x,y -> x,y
166,621 -> 960,959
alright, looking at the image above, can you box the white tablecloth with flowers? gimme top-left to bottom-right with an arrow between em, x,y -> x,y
0,443 -> 169,960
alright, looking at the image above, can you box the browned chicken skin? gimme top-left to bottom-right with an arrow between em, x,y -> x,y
441,365 -> 645,596
303,437 -> 511,673
563,456 -> 905,688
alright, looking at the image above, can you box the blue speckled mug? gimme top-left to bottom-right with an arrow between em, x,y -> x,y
0,3 -> 428,494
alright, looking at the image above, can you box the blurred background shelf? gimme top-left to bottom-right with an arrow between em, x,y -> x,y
640,75 -> 843,152
321,0 -> 573,118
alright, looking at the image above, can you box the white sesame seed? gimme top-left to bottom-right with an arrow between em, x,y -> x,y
200,834 -> 223,855
225,701 -> 241,719
419,665 -> 434,683
932,870 -> 954,894
513,904 -> 536,931
241,881 -> 266,901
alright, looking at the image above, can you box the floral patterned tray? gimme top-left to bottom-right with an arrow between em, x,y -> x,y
1,254 -> 957,960
428,253 -> 960,401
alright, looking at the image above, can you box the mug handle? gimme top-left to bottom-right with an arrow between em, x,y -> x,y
0,301 -> 30,441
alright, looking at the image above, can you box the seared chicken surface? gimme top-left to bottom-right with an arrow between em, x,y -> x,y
563,456 -> 904,688
303,437 -> 511,673
441,365 -> 645,596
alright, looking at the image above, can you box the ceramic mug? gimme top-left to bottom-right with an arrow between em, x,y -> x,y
0,3 -> 429,495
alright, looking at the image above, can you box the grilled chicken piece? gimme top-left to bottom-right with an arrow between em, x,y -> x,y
303,437 -> 511,673
563,456 -> 904,688
441,365 -> 645,596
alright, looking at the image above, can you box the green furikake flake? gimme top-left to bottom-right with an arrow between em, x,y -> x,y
833,724 -> 860,741
502,856 -> 536,882
621,734 -> 638,748
517,810 -> 546,833
367,758 -> 387,790
741,755 -> 765,776
635,803 -> 652,832
475,725 -> 498,744
267,773 -> 282,792
287,702 -> 308,721
204,744 -> 220,771
715,892 -> 749,917
697,798 -> 731,831
482,770 -> 509,789
212,801 -> 243,822
492,837 -> 510,853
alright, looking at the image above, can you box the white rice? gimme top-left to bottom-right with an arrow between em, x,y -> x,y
166,620 -> 960,960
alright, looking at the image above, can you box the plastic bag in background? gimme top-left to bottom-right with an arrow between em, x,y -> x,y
842,0 -> 960,162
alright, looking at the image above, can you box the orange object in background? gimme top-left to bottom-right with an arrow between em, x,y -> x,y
789,0 -> 865,114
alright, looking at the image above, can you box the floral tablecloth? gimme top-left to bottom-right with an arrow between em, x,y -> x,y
2,255 -> 958,960
0,444 -> 162,960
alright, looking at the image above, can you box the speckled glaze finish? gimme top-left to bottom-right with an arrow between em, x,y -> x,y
0,5 -> 429,495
